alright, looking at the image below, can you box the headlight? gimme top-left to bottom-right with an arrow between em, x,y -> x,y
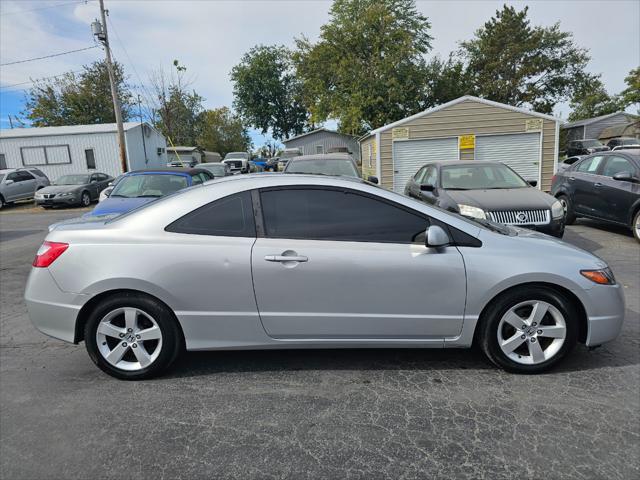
56,192 -> 74,197
457,204 -> 486,219
551,200 -> 564,219
581,268 -> 616,285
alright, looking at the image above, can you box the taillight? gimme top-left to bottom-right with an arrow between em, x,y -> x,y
33,241 -> 69,268
551,174 -> 557,184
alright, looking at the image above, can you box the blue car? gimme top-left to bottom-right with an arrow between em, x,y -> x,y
88,168 -> 213,217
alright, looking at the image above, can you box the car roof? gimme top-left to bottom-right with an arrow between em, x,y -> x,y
290,153 -> 354,161
126,167 -> 209,176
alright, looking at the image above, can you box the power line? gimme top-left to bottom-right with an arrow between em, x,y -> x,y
0,1 -> 93,17
0,70 -> 84,90
1,45 -> 99,66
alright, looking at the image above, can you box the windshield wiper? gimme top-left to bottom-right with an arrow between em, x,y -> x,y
109,194 -> 127,198
445,187 -> 469,190
136,195 -> 162,198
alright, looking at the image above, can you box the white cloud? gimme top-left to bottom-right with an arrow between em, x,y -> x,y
1,0 -> 638,125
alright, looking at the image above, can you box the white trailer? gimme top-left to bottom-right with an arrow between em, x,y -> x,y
0,122 -> 167,180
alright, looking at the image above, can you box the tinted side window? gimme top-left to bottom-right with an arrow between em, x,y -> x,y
165,191 -> 255,237
30,169 -> 47,178
602,156 -> 635,177
413,167 -> 427,183
191,174 -> 203,185
260,188 -> 428,243
575,156 -> 604,173
424,167 -> 437,186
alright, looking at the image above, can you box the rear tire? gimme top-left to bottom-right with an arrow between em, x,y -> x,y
477,286 -> 578,374
0,195 -> 4,210
557,194 -> 575,225
84,293 -> 183,380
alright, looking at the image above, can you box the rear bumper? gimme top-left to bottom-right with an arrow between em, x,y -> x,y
24,268 -> 89,343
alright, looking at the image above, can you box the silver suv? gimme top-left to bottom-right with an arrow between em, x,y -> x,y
0,168 -> 50,208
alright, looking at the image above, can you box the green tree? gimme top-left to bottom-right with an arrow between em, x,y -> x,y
24,60 -> 132,126
568,75 -> 624,121
424,55 -> 474,107
620,67 -> 640,112
231,45 -> 309,141
294,0 -> 433,134
459,5 -> 590,113
150,61 -> 204,146
197,107 -> 251,157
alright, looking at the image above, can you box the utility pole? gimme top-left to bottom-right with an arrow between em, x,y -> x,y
93,0 -> 127,173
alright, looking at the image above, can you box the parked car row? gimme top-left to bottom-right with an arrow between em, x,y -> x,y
0,167 -> 50,209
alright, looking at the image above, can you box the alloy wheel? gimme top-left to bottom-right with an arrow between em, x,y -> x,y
96,307 -> 163,371
635,213 -> 640,239
559,197 -> 568,215
82,192 -> 90,206
497,300 -> 566,365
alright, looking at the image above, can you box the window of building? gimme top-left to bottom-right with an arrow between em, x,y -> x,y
260,187 -> 428,244
165,191 -> 256,237
21,145 -> 71,166
315,145 -> 324,154
85,149 -> 96,169
0,154 -> 6,170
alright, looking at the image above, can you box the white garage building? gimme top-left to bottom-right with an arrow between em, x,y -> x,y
0,122 -> 167,179
359,96 -> 560,192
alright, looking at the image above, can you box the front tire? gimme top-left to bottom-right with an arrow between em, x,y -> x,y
84,293 -> 183,380
80,191 -> 91,207
478,287 -> 578,374
557,194 -> 575,225
632,210 -> 640,243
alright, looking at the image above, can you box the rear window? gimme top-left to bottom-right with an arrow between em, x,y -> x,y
29,169 -> 48,178
285,158 -> 359,177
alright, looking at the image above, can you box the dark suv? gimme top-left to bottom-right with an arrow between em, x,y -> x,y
606,137 -> 640,150
550,150 -> 640,242
566,139 -> 610,157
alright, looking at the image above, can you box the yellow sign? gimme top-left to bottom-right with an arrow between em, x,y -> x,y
372,139 -> 377,155
459,134 -> 475,150
525,119 -> 543,131
392,127 -> 409,140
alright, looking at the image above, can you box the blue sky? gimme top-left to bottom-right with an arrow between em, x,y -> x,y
1,0 -> 639,146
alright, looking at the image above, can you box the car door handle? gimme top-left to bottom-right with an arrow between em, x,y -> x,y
594,182 -> 602,188
568,177 -> 575,181
264,255 -> 308,263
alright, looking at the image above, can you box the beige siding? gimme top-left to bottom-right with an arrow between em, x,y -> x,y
377,99 -> 558,190
460,150 -> 474,161
360,137 -> 376,180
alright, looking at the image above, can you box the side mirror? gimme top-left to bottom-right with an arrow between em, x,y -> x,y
420,183 -> 435,192
104,188 -> 112,197
527,180 -> 538,187
425,225 -> 450,248
107,181 -> 114,186
91,179 -> 97,183
5,179 -> 14,185
613,171 -> 635,182
367,175 -> 379,184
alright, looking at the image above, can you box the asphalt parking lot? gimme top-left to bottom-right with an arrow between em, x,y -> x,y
0,207 -> 638,479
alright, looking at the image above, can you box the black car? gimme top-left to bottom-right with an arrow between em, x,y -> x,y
557,155 -> 583,173
566,139 -> 610,157
405,161 -> 565,237
550,150 -> 640,242
35,172 -> 113,208
606,137 -> 640,150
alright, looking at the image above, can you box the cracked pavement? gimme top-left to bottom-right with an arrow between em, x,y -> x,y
1,209 -> 638,479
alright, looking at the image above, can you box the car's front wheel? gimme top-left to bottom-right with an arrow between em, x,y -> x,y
80,191 -> 91,207
84,293 -> 183,379
557,194 -> 575,225
478,286 -> 578,374
632,210 -> 640,243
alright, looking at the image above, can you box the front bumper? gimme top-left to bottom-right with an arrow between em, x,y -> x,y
580,283 -> 626,346
35,195 -> 78,206
529,216 -> 565,237
24,268 -> 88,343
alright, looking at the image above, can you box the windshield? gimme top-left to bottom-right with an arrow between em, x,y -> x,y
285,158 -> 359,177
110,174 -> 188,198
54,174 -> 90,185
582,140 -> 602,147
441,164 -> 528,190
0,174 -> 4,183
200,164 -> 226,176
224,153 -> 247,160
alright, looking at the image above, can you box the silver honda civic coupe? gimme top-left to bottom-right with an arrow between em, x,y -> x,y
25,174 -> 625,379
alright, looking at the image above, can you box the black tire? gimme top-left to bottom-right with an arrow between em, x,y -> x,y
557,194 -> 575,225
0,195 -> 4,210
80,191 -> 91,207
632,210 -> 640,243
84,293 -> 183,380
477,286 -> 578,374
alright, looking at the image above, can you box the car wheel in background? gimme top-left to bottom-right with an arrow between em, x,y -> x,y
0,195 -> 4,210
84,293 -> 183,380
80,191 -> 91,207
633,210 -> 640,243
557,195 -> 575,225
477,286 -> 577,374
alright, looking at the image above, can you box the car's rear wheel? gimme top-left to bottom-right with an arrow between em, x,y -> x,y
557,194 -> 575,225
84,293 -> 182,380
632,210 -> 640,243
0,195 -> 4,210
80,191 -> 91,207
478,287 -> 578,374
